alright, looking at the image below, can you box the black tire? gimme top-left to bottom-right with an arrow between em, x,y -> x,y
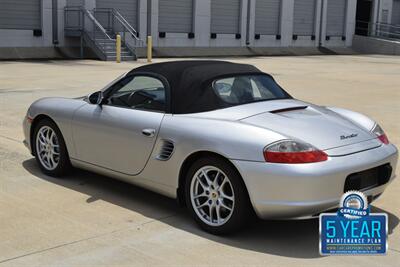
33,118 -> 72,177
184,156 -> 253,235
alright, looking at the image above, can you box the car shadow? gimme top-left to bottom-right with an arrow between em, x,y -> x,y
22,159 -> 399,259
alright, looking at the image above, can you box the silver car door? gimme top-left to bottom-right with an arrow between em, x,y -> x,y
72,75 -> 168,175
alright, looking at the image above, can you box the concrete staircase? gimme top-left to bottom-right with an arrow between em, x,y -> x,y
94,34 -> 136,61
64,7 -> 141,61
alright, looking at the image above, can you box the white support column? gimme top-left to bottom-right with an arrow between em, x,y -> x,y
42,0 -> 53,46
372,0 -> 378,23
248,0 -> 256,46
240,0 -> 248,46
371,0 -> 380,36
345,0 -> 357,46
57,0 -> 67,46
319,0 -> 328,46
314,0 -> 323,47
138,0 -> 147,40
280,0 -> 294,46
194,0 -> 211,46
151,0 -> 159,46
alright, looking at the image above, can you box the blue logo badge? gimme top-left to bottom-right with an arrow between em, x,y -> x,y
320,191 -> 388,255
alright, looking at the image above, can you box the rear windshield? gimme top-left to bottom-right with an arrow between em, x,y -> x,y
212,74 -> 290,105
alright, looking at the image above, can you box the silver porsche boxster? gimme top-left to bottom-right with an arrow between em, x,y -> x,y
23,61 -> 398,234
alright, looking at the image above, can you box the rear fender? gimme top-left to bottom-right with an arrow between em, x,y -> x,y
325,106 -> 376,132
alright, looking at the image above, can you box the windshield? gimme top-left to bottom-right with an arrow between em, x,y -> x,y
212,74 -> 290,105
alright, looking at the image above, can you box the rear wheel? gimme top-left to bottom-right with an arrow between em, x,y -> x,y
34,119 -> 71,177
185,157 -> 252,235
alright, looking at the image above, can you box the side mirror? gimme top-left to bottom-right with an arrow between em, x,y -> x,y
88,91 -> 104,105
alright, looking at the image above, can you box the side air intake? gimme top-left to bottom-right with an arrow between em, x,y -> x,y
156,140 -> 175,161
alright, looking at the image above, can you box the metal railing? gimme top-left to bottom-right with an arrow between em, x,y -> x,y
93,8 -> 144,48
64,6 -> 143,60
84,9 -> 114,43
355,20 -> 400,41
65,6 -> 115,45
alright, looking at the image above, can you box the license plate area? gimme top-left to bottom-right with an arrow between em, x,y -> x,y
344,164 -> 392,192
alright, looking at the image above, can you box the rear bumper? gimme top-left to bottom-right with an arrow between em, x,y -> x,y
232,144 -> 398,220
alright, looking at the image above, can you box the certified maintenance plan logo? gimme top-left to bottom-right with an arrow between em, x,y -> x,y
319,191 -> 388,255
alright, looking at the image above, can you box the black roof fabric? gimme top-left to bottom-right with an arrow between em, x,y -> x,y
128,60 -> 263,114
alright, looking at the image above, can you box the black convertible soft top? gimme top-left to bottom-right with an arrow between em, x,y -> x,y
128,60 -> 264,114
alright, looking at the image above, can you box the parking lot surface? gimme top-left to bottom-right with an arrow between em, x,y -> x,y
0,55 -> 399,266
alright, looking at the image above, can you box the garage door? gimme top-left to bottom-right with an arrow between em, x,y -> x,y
158,0 -> 193,33
255,0 -> 281,35
211,0 -> 241,34
392,0 -> 400,25
293,0 -> 316,36
65,0 -> 83,29
0,0 -> 41,30
96,0 -> 138,29
66,0 -> 83,6
326,0 -> 347,36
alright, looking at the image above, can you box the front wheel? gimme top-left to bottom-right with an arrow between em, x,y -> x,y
185,157 -> 253,235
33,119 -> 72,177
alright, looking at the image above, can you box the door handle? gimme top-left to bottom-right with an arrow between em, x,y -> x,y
142,129 -> 156,137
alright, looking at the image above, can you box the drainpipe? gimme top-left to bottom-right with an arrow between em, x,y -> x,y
376,0 -> 381,35
377,0 -> 381,23
52,0 -> 59,45
246,0 -> 251,45
147,0 -> 152,37
318,0 -> 324,47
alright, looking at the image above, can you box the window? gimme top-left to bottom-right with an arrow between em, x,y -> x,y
381,10 -> 389,24
106,75 -> 166,112
213,75 -> 289,105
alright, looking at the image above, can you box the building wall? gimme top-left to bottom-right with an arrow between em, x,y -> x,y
150,0 -> 357,48
372,0 -> 395,24
0,0 -> 41,30
393,0 -> 400,24
0,0 -> 61,48
0,0 -> 366,53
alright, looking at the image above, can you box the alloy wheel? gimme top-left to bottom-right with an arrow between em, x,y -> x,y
190,166 -> 235,226
36,126 -> 60,171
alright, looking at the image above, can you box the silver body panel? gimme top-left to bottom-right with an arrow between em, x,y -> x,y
72,104 -> 164,175
233,143 -> 397,219
23,94 -> 398,219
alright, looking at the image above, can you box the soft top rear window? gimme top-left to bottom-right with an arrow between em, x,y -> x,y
212,74 -> 290,105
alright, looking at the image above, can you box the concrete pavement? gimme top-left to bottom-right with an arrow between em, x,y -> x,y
0,55 -> 399,266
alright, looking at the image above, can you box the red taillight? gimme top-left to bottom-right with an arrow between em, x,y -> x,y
377,134 -> 389,145
264,150 -> 328,164
371,124 -> 389,145
264,140 -> 328,164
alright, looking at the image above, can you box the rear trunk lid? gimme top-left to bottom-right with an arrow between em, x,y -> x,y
240,102 -> 378,155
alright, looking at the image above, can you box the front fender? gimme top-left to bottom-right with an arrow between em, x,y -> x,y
27,97 -> 87,158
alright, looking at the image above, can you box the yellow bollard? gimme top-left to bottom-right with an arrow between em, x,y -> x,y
116,34 -> 121,63
147,36 -> 152,63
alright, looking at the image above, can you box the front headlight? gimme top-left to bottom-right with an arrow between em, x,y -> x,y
371,124 -> 389,145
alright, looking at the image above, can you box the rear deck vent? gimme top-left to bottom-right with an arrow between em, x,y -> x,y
156,140 -> 175,161
270,106 -> 308,114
